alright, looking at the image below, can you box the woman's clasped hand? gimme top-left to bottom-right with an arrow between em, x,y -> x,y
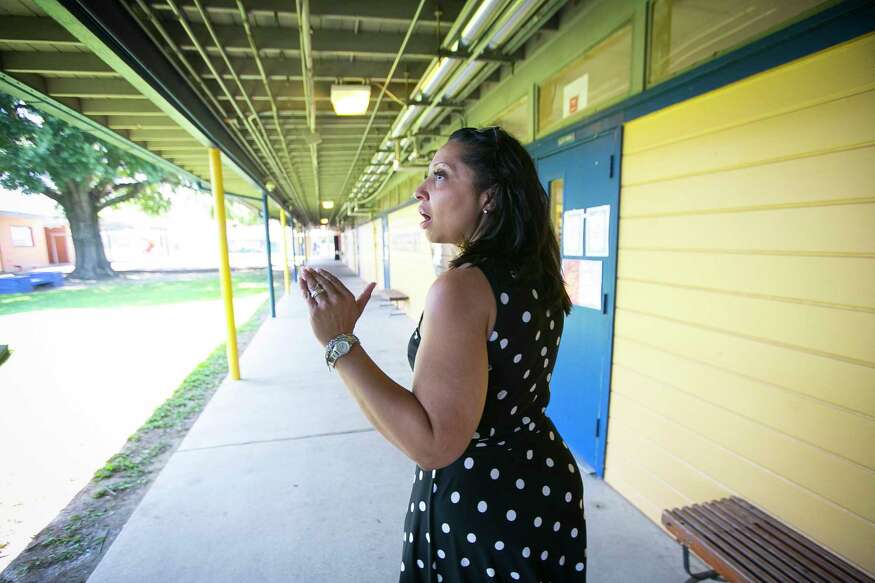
299,266 -> 375,346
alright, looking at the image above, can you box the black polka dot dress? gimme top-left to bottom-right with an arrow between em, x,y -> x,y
401,259 -> 587,582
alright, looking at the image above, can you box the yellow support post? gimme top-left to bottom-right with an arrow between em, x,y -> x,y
209,147 -> 240,381
280,209 -> 291,295
304,231 -> 311,264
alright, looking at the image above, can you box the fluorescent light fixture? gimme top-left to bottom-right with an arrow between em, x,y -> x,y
320,218 -> 329,224
330,84 -> 371,116
321,200 -> 335,209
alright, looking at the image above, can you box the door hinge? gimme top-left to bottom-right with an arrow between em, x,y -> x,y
595,418 -> 601,438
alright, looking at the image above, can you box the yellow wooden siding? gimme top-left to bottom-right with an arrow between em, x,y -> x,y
356,221 -> 377,284
607,32 -> 875,574
387,205 -> 437,318
342,230 -> 357,273
374,220 -> 386,290
623,33 -> 875,155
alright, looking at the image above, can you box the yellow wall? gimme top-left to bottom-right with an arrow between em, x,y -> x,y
607,32 -> 875,573
374,219 -> 386,290
356,220 -> 379,286
387,204 -> 437,318
341,229 -> 357,273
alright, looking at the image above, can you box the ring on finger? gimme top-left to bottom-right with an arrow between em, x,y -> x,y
309,286 -> 326,299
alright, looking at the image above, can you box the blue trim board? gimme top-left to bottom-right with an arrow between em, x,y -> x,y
528,0 -> 875,159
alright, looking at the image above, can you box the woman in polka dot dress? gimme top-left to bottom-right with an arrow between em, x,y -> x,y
300,126 -> 583,582
404,252 -> 585,582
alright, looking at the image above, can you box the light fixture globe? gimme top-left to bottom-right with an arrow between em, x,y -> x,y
330,84 -> 371,116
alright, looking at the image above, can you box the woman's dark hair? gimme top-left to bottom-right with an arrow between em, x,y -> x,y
448,126 -> 571,315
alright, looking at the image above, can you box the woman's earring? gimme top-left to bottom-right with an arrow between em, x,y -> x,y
483,208 -> 489,214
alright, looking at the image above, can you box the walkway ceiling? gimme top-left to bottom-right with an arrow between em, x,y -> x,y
0,0 -> 567,225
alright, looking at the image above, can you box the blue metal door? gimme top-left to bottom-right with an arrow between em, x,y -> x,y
381,215 -> 391,289
537,128 -> 622,476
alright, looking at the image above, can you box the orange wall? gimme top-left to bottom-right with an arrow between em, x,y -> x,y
0,215 -> 51,272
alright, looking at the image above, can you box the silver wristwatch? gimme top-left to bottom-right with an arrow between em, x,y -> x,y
325,333 -> 359,370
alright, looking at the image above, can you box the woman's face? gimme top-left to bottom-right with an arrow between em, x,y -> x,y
414,141 -> 488,245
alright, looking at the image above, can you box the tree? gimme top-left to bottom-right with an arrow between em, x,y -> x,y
0,92 -> 180,279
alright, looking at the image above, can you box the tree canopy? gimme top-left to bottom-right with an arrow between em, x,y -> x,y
0,91 -> 185,278
0,92 -> 178,215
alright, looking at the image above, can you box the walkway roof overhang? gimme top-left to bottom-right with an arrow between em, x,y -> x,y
0,0 -> 567,224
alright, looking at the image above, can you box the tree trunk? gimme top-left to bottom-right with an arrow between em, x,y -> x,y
59,184 -> 116,280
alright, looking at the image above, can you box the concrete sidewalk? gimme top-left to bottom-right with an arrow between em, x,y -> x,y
87,261 -> 697,583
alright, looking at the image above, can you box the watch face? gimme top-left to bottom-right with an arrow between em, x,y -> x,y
336,340 -> 350,354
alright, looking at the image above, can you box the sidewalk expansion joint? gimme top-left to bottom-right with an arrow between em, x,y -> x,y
177,427 -> 377,453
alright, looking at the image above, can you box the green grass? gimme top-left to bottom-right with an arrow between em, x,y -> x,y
12,301 -> 270,576
0,270 -> 276,316
22,510 -> 108,573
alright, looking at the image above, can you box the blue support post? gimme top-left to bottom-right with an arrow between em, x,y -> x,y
261,190 -> 277,318
290,216 -> 298,282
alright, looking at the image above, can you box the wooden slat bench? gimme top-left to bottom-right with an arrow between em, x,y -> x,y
662,497 -> 874,583
377,289 -> 409,314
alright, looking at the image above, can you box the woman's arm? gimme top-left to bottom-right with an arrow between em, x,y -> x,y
302,267 -> 494,470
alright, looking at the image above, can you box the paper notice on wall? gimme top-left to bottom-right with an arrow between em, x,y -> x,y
562,74 -> 589,118
562,258 -> 603,311
562,209 -> 585,257
585,204 -> 610,257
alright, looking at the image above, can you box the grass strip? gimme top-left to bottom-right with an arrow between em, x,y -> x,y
0,269 -> 277,316
1,299 -> 271,582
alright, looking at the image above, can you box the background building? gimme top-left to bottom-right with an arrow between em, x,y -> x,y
0,190 -> 72,273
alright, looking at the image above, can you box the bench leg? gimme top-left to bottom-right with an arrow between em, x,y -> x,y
682,546 -> 723,583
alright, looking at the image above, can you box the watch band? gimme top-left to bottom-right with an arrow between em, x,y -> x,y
325,333 -> 359,370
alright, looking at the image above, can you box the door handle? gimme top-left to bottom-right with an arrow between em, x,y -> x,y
603,293 -> 608,315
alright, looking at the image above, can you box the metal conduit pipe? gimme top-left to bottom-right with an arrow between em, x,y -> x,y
332,0 -> 429,221
459,0 -> 506,44
396,0 -> 556,174
423,0 -> 566,138
236,0 -> 306,211
410,0 -> 538,135
392,0 -> 510,139
488,0 -> 540,47
165,0 -> 294,205
412,0 -> 538,125
191,0 -> 300,208
131,0 -> 275,190
296,0 -> 321,210
367,0 -> 484,151
358,0 -> 545,213
345,0 -> 512,208
409,0 -> 533,131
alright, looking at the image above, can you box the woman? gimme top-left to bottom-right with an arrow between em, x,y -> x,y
300,127 -> 586,582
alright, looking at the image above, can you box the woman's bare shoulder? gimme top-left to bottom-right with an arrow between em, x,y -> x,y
422,265 -> 495,340
424,265 -> 493,314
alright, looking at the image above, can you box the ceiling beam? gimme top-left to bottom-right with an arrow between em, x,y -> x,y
198,57 -> 427,83
160,20 -> 441,60
0,51 -> 117,76
204,79 -> 414,102
139,142 -> 206,151
145,0 -> 464,28
274,127 -> 393,136
0,16 -> 82,46
46,78 -> 143,99
130,129 -> 198,141
79,99 -> 167,115
105,115 -> 181,129
269,109 -> 400,118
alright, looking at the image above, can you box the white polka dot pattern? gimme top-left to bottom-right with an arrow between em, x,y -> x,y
400,261 -> 585,582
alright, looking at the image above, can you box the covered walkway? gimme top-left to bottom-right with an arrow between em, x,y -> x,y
86,262 -> 697,583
